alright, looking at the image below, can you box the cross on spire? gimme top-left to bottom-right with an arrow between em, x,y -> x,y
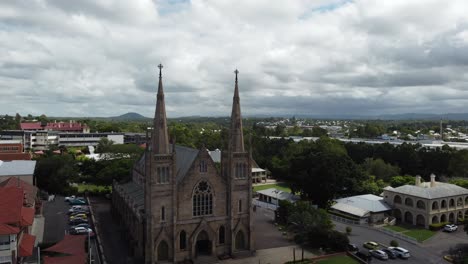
158,64 -> 163,78
234,69 -> 239,82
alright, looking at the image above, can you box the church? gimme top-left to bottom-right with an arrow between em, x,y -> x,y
112,65 -> 255,263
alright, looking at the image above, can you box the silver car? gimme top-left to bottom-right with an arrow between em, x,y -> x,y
370,249 -> 389,260
388,246 -> 411,259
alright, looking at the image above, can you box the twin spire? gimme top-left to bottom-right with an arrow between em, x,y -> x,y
152,65 -> 245,154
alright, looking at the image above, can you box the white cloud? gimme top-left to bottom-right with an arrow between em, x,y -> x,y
1,0 -> 468,117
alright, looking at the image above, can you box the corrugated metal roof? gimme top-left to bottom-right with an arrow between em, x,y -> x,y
0,160 -> 36,176
256,188 -> 299,202
386,182 -> 468,199
335,194 -> 392,213
331,203 -> 370,217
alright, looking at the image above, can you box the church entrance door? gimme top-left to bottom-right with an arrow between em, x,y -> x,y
196,230 -> 211,256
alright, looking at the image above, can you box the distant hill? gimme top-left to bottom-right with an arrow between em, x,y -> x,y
110,112 -> 150,121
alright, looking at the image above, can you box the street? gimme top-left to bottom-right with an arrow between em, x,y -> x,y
43,196 -> 101,264
334,220 -> 465,264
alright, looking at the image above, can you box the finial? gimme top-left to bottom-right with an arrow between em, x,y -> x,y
158,64 -> 163,78
234,69 -> 239,82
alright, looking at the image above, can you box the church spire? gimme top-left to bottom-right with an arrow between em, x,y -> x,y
152,64 -> 170,154
229,69 -> 245,153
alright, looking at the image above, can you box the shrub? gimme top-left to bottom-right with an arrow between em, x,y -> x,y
346,226 -> 352,235
390,240 -> 399,247
429,222 -> 449,231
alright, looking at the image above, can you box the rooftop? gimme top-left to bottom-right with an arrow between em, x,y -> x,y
333,194 -> 392,216
256,188 -> 300,202
0,160 -> 36,176
384,181 -> 468,199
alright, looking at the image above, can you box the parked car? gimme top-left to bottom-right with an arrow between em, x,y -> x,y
382,248 -> 397,259
388,247 -> 411,259
69,210 -> 89,216
444,224 -> 458,232
71,223 -> 91,229
348,243 -> 359,253
68,205 -> 89,213
69,218 -> 88,225
69,199 -> 88,205
69,227 -> 95,237
363,241 -> 379,249
370,249 -> 389,260
69,213 -> 87,219
355,251 -> 372,261
64,195 -> 76,202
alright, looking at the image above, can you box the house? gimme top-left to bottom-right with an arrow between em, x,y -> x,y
256,188 -> 299,206
330,194 -> 392,224
383,174 -> 468,228
0,184 -> 37,264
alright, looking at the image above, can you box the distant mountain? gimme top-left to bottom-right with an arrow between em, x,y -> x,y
110,112 -> 150,120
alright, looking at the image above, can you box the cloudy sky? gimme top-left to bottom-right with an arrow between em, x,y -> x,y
2,0 -> 468,117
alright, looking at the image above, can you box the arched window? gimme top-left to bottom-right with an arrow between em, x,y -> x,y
219,226 -> 225,244
235,163 -> 247,179
394,195 -> 402,204
441,200 -> 447,208
238,199 -> 242,213
405,198 -> 413,207
416,200 -> 425,210
161,206 -> 165,221
180,231 -> 186,250
432,201 -> 438,210
157,166 -> 170,184
450,199 -> 455,208
193,181 -> 213,216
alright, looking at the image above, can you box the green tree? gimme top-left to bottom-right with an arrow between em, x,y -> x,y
449,150 -> 468,178
96,138 -> 115,153
361,158 -> 400,181
34,154 -> 78,194
390,175 -> 415,187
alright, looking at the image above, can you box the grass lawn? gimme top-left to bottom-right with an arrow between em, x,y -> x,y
316,255 -> 359,264
77,184 -> 111,193
384,225 -> 435,242
253,183 -> 291,193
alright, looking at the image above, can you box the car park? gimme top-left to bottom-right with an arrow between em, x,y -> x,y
382,248 -> 397,259
444,224 -> 458,232
370,249 -> 389,260
388,247 -> 411,259
363,241 -> 379,249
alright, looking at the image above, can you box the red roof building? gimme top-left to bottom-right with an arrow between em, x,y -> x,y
0,141 -> 31,161
20,121 -> 89,132
0,184 -> 38,262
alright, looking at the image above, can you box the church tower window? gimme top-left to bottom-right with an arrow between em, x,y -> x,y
179,230 -> 186,250
235,163 -> 247,179
192,181 -> 213,216
218,226 -> 225,244
238,199 -> 242,213
157,166 -> 170,184
199,160 -> 207,173
161,206 -> 165,221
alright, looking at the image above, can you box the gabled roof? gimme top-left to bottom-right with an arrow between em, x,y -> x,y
174,145 -> 199,182
256,188 -> 300,202
0,223 -> 19,235
0,177 -> 38,205
0,160 -> 36,176
19,233 -> 36,257
334,194 -> 392,213
21,207 -> 35,226
44,234 -> 86,256
385,182 -> 468,199
331,203 -> 370,218
0,186 -> 23,225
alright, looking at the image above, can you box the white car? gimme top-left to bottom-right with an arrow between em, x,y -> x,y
370,249 -> 389,260
388,247 -> 410,259
64,195 -> 76,202
444,224 -> 458,232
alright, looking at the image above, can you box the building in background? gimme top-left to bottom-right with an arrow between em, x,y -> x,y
383,174 -> 468,228
0,160 -> 36,185
0,140 -> 31,161
20,120 -> 90,133
330,194 -> 392,224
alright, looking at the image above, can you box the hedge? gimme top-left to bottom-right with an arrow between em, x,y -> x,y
429,222 -> 449,231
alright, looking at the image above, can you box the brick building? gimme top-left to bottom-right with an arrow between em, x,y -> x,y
112,67 -> 254,263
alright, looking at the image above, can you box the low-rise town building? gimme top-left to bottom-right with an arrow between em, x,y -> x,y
330,194 -> 392,224
383,174 -> 468,228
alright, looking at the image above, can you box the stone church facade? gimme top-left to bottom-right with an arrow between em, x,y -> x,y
112,66 -> 254,263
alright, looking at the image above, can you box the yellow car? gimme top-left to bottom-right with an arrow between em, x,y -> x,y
363,241 -> 379,249
69,214 -> 87,220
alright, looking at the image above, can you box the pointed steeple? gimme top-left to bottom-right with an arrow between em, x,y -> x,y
152,64 -> 170,154
229,69 -> 245,153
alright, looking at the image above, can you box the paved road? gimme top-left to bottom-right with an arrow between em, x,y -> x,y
334,220 -> 461,264
43,196 -> 101,264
